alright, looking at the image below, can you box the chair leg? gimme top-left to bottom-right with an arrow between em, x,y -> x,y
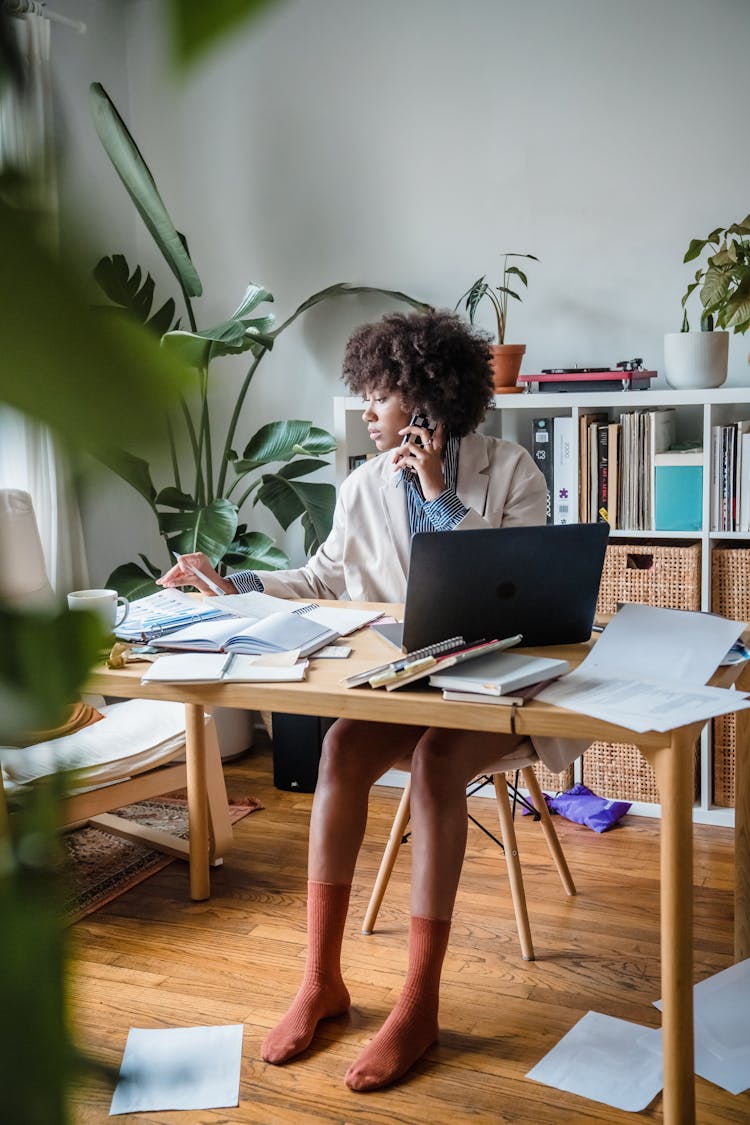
204,717 -> 233,866
522,766 -> 576,896
492,773 -> 535,960
362,777 -> 412,935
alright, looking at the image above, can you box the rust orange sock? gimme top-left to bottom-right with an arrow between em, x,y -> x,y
261,881 -> 351,1064
345,914 -> 451,1091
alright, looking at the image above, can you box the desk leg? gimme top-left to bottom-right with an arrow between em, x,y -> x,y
734,702 -> 750,961
649,729 -> 696,1125
185,703 -> 210,901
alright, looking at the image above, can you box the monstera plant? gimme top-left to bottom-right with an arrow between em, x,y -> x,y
90,83 -> 430,597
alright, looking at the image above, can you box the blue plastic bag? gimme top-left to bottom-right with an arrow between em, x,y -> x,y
548,783 -> 631,833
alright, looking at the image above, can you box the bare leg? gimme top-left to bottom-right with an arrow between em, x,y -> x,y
262,719 -> 423,1065
346,728 -> 523,1091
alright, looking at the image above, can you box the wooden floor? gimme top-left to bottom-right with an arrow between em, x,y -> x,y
68,733 -> 748,1124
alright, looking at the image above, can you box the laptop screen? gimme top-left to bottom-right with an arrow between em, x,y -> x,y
389,523 -> 609,652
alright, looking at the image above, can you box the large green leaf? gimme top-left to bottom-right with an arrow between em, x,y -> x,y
256,470 -> 335,552
161,313 -> 275,366
90,83 -> 202,299
157,499 -> 238,563
97,450 -> 157,504
155,487 -> 198,510
0,200 -> 189,454
236,421 -> 333,470
271,282 -> 432,337
293,427 -> 337,457
223,530 -> 290,571
722,275 -> 750,332
168,0 -> 279,68
701,268 -> 731,313
106,561 -> 161,599
93,254 -> 177,335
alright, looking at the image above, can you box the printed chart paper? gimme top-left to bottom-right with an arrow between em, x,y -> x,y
526,1010 -> 662,1112
110,1024 -> 243,1115
655,959 -> 750,1095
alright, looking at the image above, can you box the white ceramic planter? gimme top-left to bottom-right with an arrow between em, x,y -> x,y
213,706 -> 256,761
664,331 -> 729,389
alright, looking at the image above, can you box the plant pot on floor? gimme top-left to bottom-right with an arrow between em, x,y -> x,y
664,331 -> 729,389
491,344 -> 526,393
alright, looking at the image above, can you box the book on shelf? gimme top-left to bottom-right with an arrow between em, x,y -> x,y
713,420 -> 750,532
577,411 -> 606,522
115,589 -> 229,643
605,421 -> 620,528
149,605 -> 338,658
552,415 -> 576,525
141,652 -> 309,684
428,650 -> 570,696
654,448 -> 703,532
532,417 -> 554,525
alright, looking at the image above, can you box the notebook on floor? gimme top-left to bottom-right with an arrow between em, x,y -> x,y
372,522 -> 609,653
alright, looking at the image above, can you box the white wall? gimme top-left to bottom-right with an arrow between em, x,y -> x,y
51,0 -> 750,582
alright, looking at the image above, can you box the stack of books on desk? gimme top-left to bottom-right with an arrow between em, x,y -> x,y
429,651 -> 570,704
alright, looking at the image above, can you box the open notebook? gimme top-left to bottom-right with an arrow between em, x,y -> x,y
142,653 -> 309,684
150,608 -> 337,658
149,593 -> 384,658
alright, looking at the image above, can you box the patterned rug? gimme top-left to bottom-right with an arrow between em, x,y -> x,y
63,793 -> 262,923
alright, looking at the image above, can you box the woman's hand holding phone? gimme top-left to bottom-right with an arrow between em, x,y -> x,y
393,416 -> 446,500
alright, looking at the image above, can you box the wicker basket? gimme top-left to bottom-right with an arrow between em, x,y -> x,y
712,713 -> 735,808
583,740 -> 700,804
711,547 -> 750,621
583,741 -> 659,803
504,761 -> 574,795
596,541 -> 701,617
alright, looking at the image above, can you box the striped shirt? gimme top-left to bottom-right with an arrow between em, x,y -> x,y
228,434 -> 468,593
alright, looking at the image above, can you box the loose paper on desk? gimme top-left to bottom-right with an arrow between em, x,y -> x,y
141,651 -> 307,684
537,603 -> 750,733
211,591 -> 383,635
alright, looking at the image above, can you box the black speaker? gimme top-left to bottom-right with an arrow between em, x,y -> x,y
271,712 -> 335,792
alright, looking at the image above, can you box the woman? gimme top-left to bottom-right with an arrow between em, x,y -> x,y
158,309 -> 550,1091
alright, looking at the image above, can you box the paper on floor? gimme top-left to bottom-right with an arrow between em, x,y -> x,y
526,1010 -> 662,1112
654,958 -> 750,1095
109,1024 -> 243,1115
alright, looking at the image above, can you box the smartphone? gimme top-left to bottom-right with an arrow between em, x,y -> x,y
401,413 -> 434,447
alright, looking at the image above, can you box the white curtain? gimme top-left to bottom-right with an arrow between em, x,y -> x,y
0,9 -> 88,593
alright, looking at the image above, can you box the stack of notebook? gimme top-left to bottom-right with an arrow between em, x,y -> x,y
428,651 -> 570,705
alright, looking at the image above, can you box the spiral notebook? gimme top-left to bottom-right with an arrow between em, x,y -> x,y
149,604 -> 337,658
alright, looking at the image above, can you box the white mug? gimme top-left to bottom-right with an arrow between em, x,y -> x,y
67,588 -> 129,631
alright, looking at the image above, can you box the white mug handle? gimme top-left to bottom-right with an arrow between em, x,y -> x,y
115,595 -> 129,627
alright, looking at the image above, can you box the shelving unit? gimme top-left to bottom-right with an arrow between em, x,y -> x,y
334,388 -> 750,827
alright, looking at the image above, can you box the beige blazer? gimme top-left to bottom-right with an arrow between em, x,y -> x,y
256,432 -> 582,772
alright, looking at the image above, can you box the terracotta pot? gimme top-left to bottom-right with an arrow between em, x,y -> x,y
490,344 -> 526,392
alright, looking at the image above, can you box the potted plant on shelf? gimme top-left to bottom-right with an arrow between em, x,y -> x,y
664,214 -> 750,389
456,252 -> 539,392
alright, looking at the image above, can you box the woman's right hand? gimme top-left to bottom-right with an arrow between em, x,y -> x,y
156,552 -> 235,596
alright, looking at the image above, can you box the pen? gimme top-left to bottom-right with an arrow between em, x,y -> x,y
172,552 -> 226,597
369,655 -> 435,688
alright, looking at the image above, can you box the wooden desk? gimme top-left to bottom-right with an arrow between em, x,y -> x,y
87,601 -> 744,1125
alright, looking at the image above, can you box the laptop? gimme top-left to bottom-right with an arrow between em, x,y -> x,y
373,522 -> 610,652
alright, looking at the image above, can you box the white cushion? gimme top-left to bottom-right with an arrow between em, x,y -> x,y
0,488 -> 54,606
0,699 -> 186,789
